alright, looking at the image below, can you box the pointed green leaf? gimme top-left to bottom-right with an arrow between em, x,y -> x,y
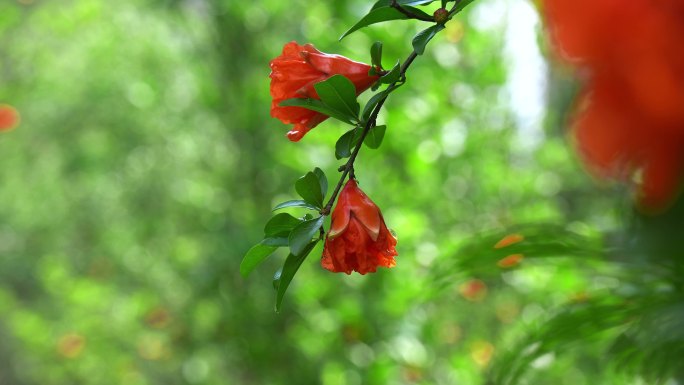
364,125 -> 386,149
336,127 -> 365,159
262,237 -> 289,247
362,91 -> 388,123
274,240 -> 319,312
240,242 -> 278,277
340,6 -> 431,40
372,0 -> 435,9
370,41 -> 383,69
431,224 -> 604,284
351,125 -> 365,145
264,213 -> 302,238
379,61 -> 401,84
362,84 -> 402,123
288,216 -> 324,256
452,0 -> 476,14
412,24 -> 445,55
314,75 -> 360,120
313,167 -> 328,199
295,172 -> 324,208
273,200 -> 320,211
279,98 -> 357,125
335,130 -> 355,160
489,297 -> 644,385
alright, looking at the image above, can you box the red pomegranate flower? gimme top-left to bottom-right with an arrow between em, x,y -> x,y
322,180 -> 397,275
269,42 -> 379,142
543,0 -> 684,211
0,104 -> 20,132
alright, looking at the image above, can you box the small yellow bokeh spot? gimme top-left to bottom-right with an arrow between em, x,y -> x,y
470,340 -> 495,368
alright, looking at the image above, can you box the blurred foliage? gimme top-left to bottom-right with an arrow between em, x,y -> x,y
0,0 -> 682,384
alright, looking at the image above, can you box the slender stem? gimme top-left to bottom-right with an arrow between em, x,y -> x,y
448,0 -> 464,16
391,0 -> 435,22
320,51 -> 420,216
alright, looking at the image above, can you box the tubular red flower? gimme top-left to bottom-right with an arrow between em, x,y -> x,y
269,42 -> 379,142
543,0 -> 684,211
322,180 -> 397,275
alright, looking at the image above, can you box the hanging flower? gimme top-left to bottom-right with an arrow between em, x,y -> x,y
269,42 -> 379,142
543,0 -> 684,211
322,179 -> 397,275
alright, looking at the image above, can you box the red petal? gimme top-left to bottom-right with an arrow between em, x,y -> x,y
268,42 -> 379,141
638,144 -> 684,211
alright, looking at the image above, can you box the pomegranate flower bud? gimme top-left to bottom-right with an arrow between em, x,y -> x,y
322,180 -> 397,275
269,42 -> 379,142
433,8 -> 449,24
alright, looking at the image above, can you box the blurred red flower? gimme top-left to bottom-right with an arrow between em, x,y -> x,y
0,104 -> 20,132
459,279 -> 487,302
269,42 -> 378,142
543,0 -> 684,211
322,180 -> 397,274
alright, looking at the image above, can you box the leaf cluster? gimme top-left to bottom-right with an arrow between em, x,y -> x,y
431,224 -> 684,384
240,168 -> 328,311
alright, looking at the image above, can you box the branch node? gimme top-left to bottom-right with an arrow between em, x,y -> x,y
390,0 -> 435,22
320,50 -> 421,218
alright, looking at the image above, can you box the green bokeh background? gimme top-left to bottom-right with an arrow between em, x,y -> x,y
1,0 -> 681,384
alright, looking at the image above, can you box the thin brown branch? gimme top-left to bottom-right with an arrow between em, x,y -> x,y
448,0 -> 466,16
320,51 -> 420,216
391,0 -> 435,22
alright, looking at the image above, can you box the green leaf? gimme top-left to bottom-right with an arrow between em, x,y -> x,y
372,0 -> 435,10
489,296 -> 646,385
412,24 -> 445,55
340,6 -> 431,40
313,167 -> 328,199
273,200 -> 320,211
336,127 -> 365,159
351,126 -> 365,144
452,0 -> 476,14
431,224 -> 604,287
335,129 -> 355,160
314,75 -> 360,120
370,41 -> 383,69
264,213 -> 302,237
362,85 -> 401,122
379,61 -> 401,84
362,91 -> 388,123
295,172 -> 324,208
278,98 -> 357,125
288,216 -> 324,256
364,125 -> 386,149
240,242 -> 278,277
262,237 -> 289,247
274,240 -> 319,312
